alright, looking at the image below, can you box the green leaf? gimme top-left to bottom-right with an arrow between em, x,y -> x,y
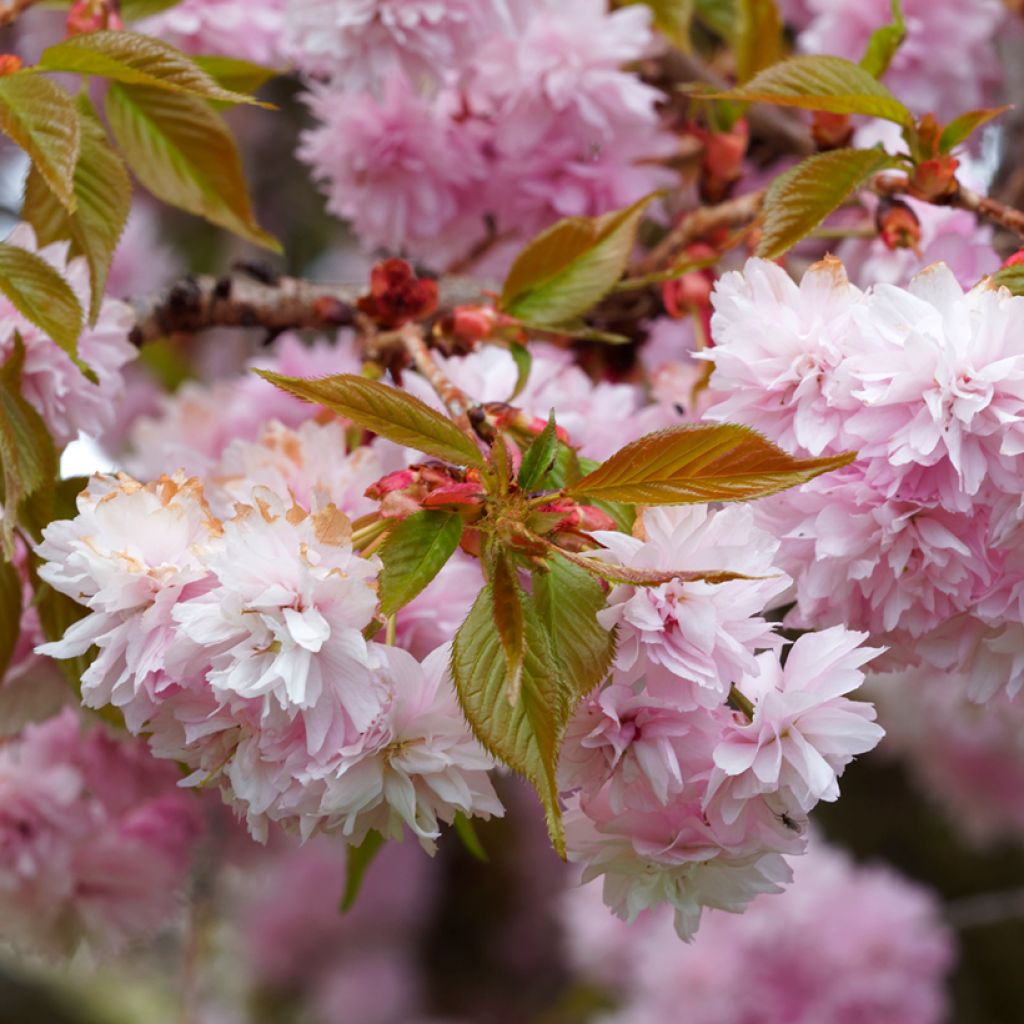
532,553 -> 615,701
193,55 -> 279,97
105,82 -> 279,251
0,243 -> 84,367
23,98 -> 131,324
734,0 -> 784,83
255,371 -> 486,468
0,337 -> 59,557
40,31 -> 268,106
491,551 -> 527,704
567,423 -> 855,505
518,412 -> 560,492
507,341 -> 532,402
453,812 -> 488,862
500,194 -> 656,326
859,0 -> 905,79
378,510 -> 463,616
991,264 -> 1024,296
121,0 -> 182,17
451,584 -> 572,856
692,54 -> 913,125
939,106 -> 1012,154
623,0 -> 695,51
0,73 -> 80,211
0,560 -> 21,680
758,146 -> 897,259
339,830 -> 385,912
694,0 -> 737,38
553,545 -> 758,588
545,448 -> 635,533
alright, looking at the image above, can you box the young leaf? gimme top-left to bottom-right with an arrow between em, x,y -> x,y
500,194 -> 655,326
991,264 -> 1024,296
553,545 -> 757,588
694,0 -> 738,38
546,448 -> 635,533
105,82 -> 280,251
23,99 -> 131,324
453,812 -> 489,862
566,423 -> 855,504
0,73 -> 80,211
532,553 -> 615,700
0,561 -> 21,680
0,337 -> 59,557
0,243 -> 84,365
859,0 -> 905,79
692,55 -> 913,126
734,0 -> 784,84
193,55 -> 279,97
491,551 -> 527,704
339,830 -> 385,912
120,0 -> 181,16
451,584 -> 572,856
518,412 -> 560,492
939,106 -> 1012,155
507,341 -> 532,402
758,146 -> 897,259
256,371 -> 486,468
378,510 -> 463,616
40,32 -> 268,107
623,0 -> 695,52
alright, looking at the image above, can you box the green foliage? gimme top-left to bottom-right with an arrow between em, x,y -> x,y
555,546 -> 752,587
0,560 -> 21,680
490,551 -> 526,703
0,72 -> 80,211
193,55 -> 279,96
453,812 -> 489,862
566,423 -> 855,504
0,243 -> 85,369
339,830 -> 385,912
517,412 -> 560,492
734,0 -> 784,84
377,511 -> 464,616
991,264 -> 1024,296
622,0 -> 696,51
758,146 -> 898,258
694,54 -> 913,125
105,82 -> 279,250
506,342 -> 531,402
120,0 -> 183,17
23,99 -> 131,324
859,0 -> 905,78
500,195 -> 655,328
0,337 -> 59,558
39,31 -> 269,106
938,107 -> 1011,154
257,371 -> 486,468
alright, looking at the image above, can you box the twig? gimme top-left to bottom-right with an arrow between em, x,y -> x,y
0,0 -> 42,28
398,323 -> 474,430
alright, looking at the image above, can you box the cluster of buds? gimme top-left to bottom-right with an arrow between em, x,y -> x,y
366,463 -> 485,522
357,258 -> 439,329
875,197 -> 922,252
906,115 -> 960,203
66,0 -> 123,35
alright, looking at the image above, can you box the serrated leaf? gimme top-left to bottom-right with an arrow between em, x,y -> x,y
256,371 -> 485,468
40,32 -> 267,106
0,337 -> 59,558
532,553 -> 615,700
451,584 -> 571,856
567,423 -> 855,504
501,195 -> 656,326
694,0 -> 737,38
859,0 -> 905,79
693,54 -> 913,125
0,243 -> 84,366
518,412 -> 560,492
624,0 -> 695,51
105,82 -> 279,251
121,0 -> 182,16
193,55 -> 279,97
491,551 -> 526,704
758,146 -> 897,259
0,73 -> 80,211
555,545 -> 758,588
991,264 -> 1024,296
735,0 -> 784,83
0,560 -> 21,680
379,510 -> 463,616
339,830 -> 385,912
23,100 -> 131,324
939,106 -> 1011,154
507,342 -> 531,402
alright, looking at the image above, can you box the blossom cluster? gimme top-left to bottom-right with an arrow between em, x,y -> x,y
558,506 -> 884,938
700,256 -> 1024,701
562,835 -> 955,1024
0,708 -> 202,956
36,468 -> 503,848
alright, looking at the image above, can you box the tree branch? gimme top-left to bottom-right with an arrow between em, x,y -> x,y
398,323 -> 474,431
0,0 -> 42,28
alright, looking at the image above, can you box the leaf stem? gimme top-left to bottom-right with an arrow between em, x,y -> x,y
727,684 -> 756,721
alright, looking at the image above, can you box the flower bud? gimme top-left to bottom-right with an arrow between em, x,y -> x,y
876,198 -> 922,251
700,119 -> 749,203
811,111 -> 853,151
66,0 -> 123,35
0,55 -> 23,76
1001,248 -> 1024,269
357,258 -> 439,329
908,155 -> 960,203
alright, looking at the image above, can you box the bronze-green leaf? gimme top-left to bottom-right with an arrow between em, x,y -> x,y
735,0 -> 784,83
859,0 -> 905,79
991,264 -> 1024,296
566,423 -> 855,504
939,106 -> 1012,155
105,82 -> 279,251
0,560 -> 21,679
379,510 -> 463,616
500,194 -> 655,326
0,72 -> 80,211
758,146 -> 898,259
692,54 -> 913,126
518,411 -> 559,492
491,551 -> 526,704
256,371 -> 485,468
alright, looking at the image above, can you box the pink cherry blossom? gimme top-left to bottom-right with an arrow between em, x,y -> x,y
139,0 -> 287,64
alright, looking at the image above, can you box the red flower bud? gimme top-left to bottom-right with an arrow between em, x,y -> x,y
449,304 -> 497,345
66,0 -> 123,34
811,111 -> 854,151
662,272 -> 713,319
700,119 -> 749,203
0,54 -> 23,76
1002,248 -> 1024,269
907,155 -> 960,203
876,198 -> 922,252
357,258 -> 439,328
